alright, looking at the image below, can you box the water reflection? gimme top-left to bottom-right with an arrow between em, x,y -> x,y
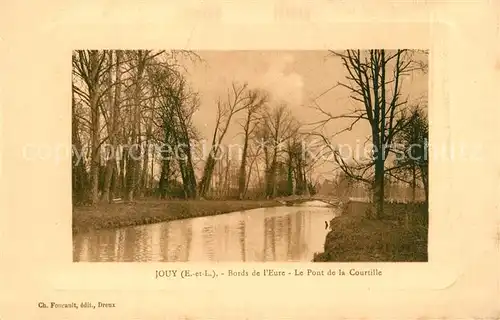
73,203 -> 339,262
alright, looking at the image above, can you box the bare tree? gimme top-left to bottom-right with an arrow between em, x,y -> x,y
124,50 -> 149,201
101,50 -> 123,202
243,143 -> 264,197
71,89 -> 90,204
392,106 -> 429,202
312,49 -> 427,218
72,50 -> 109,204
286,134 -> 316,196
258,104 -> 300,198
237,89 -> 268,199
150,62 -> 199,199
198,82 -> 253,198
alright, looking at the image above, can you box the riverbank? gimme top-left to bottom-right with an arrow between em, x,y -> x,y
314,201 -> 428,262
73,200 -> 280,235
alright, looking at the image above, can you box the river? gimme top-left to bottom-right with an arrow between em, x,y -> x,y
72,201 -> 340,262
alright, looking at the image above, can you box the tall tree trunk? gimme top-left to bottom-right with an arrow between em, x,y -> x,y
73,50 -> 107,204
294,154 -> 305,195
110,161 -> 119,200
264,146 -> 273,198
125,139 -> 136,201
373,151 -> 385,219
302,167 -> 310,197
101,156 -> 115,202
411,165 -> 416,202
126,51 -> 146,201
158,127 -> 172,199
217,156 -> 223,197
120,145 -> 127,198
270,149 -> 278,198
286,155 -> 294,196
88,53 -> 101,205
172,99 -> 198,199
178,138 -> 197,199
238,112 -> 254,200
199,155 -> 216,197
419,164 -> 428,203
184,143 -> 198,199
372,51 -> 384,219
244,158 -> 255,198
150,145 -> 155,195
178,160 -> 187,198
238,137 -> 249,200
223,156 -> 231,197
139,140 -> 149,198
102,50 -> 122,202
158,159 -> 169,199
72,90 -> 89,204
133,128 -> 143,197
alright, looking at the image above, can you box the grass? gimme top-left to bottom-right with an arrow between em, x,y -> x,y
72,199 -> 280,235
313,201 -> 428,262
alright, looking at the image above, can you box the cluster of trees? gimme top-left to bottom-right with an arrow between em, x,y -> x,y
185,86 -> 317,200
72,50 -> 315,205
312,49 -> 429,218
72,50 -> 201,205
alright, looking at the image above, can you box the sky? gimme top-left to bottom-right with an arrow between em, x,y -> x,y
181,50 -> 428,180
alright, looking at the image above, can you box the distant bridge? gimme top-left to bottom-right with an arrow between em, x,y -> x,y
274,194 -> 372,206
275,195 -> 343,206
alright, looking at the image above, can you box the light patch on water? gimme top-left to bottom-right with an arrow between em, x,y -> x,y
73,205 -> 341,262
296,200 -> 332,207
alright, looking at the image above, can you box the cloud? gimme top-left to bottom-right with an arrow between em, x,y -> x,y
259,54 -> 304,106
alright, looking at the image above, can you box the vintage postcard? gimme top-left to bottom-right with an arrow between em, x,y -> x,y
1,1 -> 499,319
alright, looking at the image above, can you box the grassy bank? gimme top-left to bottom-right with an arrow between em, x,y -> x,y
314,201 -> 428,262
73,199 -> 280,235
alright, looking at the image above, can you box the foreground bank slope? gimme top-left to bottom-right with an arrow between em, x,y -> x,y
73,200 -> 280,235
314,201 -> 428,262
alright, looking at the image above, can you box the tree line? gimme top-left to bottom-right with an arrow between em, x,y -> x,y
72,50 -> 315,205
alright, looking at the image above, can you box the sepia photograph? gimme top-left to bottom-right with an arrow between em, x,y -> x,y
3,0 -> 500,317
71,49 -> 429,263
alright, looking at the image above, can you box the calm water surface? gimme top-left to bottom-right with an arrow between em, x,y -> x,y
73,202 -> 340,262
